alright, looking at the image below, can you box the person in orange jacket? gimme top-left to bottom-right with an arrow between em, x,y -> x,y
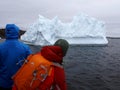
38,39 -> 69,90
12,39 -> 69,90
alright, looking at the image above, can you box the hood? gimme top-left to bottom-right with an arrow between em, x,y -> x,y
5,24 -> 19,39
54,39 -> 69,56
41,46 -> 63,64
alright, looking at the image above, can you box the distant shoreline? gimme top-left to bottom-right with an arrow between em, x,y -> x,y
0,29 -> 25,38
106,37 -> 120,39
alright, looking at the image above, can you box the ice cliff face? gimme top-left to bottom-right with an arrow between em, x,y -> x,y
21,13 -> 108,45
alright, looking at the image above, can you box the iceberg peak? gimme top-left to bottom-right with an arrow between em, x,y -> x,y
21,13 -> 108,45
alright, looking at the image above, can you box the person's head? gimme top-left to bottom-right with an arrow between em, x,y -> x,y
5,24 -> 19,39
54,39 -> 69,56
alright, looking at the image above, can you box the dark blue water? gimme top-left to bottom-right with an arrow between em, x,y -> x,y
1,38 -> 120,90
29,38 -> 120,90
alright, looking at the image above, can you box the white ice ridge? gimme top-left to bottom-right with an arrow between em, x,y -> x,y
21,13 -> 108,45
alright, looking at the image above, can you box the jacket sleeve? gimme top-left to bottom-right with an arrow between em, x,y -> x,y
54,67 -> 67,90
0,46 -> 2,66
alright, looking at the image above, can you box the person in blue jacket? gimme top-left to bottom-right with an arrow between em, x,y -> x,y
0,24 -> 32,90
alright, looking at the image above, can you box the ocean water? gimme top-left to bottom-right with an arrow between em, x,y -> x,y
0,38 -> 120,90
29,38 -> 120,90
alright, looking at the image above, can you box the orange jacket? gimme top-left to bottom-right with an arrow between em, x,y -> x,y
40,46 -> 67,90
12,46 -> 67,90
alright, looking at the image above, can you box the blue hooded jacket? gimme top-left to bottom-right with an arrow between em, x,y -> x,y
0,24 -> 32,88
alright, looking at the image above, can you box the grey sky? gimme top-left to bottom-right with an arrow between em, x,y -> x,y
0,0 -> 120,36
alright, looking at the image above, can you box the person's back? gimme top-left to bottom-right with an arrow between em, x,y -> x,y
12,39 -> 69,90
0,24 -> 32,89
39,39 -> 69,90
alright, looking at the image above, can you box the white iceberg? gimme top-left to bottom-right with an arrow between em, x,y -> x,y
21,13 -> 108,45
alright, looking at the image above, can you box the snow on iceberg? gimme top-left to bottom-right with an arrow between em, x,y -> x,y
21,13 -> 108,45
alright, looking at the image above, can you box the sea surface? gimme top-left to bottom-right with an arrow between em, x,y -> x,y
28,38 -> 120,90
1,38 -> 120,90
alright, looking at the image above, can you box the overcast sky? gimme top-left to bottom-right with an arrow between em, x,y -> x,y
0,0 -> 120,36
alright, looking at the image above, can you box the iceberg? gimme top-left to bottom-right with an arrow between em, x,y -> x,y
21,13 -> 108,45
